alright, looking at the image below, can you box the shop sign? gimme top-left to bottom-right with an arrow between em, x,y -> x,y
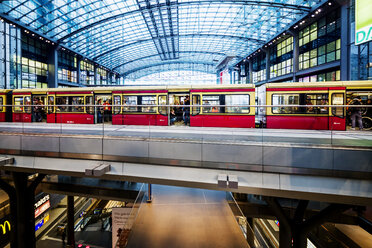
0,216 -> 11,247
355,0 -> 372,45
35,200 -> 50,218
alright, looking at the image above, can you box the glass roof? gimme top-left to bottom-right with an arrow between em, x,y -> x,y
1,0 -> 321,78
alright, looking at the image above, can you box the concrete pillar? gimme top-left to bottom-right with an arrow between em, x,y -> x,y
94,65 -> 98,85
290,30 -> 300,82
248,61 -> 253,84
265,49 -> 270,82
47,47 -> 58,88
340,2 -> 350,80
76,57 -> 81,85
8,172 -> 45,248
67,195 -> 75,248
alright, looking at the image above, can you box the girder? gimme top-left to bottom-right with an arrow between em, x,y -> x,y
1,0 -> 323,78
56,0 -> 311,42
121,61 -> 216,77
112,51 -> 228,71
93,34 -> 264,61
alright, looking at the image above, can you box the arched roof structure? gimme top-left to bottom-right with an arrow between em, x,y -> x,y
1,0 -> 322,78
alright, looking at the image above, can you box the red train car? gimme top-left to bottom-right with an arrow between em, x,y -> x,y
0,90 -> 11,122
264,81 -> 372,130
189,85 -> 255,128
112,87 -> 168,126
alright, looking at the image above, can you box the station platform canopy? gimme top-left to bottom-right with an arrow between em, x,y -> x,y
1,0 -> 323,78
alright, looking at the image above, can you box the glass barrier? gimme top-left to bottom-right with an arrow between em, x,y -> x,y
115,183 -> 146,248
0,103 -> 370,178
226,192 -> 262,248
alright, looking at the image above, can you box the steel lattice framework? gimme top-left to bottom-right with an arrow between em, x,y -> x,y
1,0 -> 322,79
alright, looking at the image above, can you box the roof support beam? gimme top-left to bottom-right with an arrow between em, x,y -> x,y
121,61 -> 215,77
93,34 -> 264,61
57,0 -> 310,42
112,51 -> 228,70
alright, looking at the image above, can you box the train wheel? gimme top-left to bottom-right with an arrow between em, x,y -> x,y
362,116 -> 372,130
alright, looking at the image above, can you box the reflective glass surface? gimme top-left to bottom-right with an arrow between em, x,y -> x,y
1,0 -> 320,77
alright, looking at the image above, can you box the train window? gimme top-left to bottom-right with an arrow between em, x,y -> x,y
141,96 -> 156,113
225,95 -> 250,114
14,97 -> 24,113
192,95 -> 200,115
113,95 -> 121,115
202,95 -> 220,113
305,94 -> 328,114
48,96 -> 54,114
56,96 -> 84,112
331,93 -> 344,117
56,96 -> 67,112
70,97 -> 84,112
0,97 -> 3,112
158,95 -> 167,115
123,96 -> 138,112
272,94 -> 300,114
24,96 -> 31,114
85,96 -> 94,115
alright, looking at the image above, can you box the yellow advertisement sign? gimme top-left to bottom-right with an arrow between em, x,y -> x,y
355,0 -> 372,45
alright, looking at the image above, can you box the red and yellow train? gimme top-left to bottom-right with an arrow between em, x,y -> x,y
0,81 -> 371,130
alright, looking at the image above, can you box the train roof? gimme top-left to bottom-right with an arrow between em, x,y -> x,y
265,81 -> 372,89
11,84 -> 255,93
0,89 -> 12,93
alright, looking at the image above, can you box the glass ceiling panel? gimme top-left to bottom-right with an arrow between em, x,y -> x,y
1,0 -> 322,77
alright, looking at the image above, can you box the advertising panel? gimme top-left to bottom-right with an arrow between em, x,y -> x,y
111,208 -> 131,248
355,0 -> 372,45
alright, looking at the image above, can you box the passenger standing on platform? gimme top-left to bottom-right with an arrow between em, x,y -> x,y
350,96 -> 363,130
183,96 -> 190,125
61,228 -> 66,245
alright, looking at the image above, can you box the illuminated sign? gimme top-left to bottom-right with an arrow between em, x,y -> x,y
35,200 -> 50,218
0,221 -> 10,235
34,194 -> 49,209
35,213 -> 50,231
0,216 -> 11,247
355,0 -> 372,45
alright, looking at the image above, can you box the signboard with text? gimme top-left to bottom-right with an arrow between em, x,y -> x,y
112,208 -> 131,248
355,0 -> 372,45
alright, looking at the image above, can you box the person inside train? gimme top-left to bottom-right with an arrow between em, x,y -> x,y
183,95 -> 190,125
103,100 -> 111,122
33,98 -> 42,122
211,107 -> 219,113
305,97 -> 314,113
170,108 -> 177,125
350,96 -> 363,130
366,99 -> 372,118
96,99 -> 103,123
319,99 -> 328,113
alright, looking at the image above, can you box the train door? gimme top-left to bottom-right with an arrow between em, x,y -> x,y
157,94 -> 168,126
32,94 -> 47,122
112,93 -> 123,125
13,93 -> 32,122
47,93 -> 56,123
168,93 -> 189,125
190,93 -> 201,126
94,94 -> 112,123
329,89 -> 345,130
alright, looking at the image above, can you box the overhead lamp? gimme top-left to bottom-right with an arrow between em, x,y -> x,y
328,2 -> 332,5
311,14 -> 315,17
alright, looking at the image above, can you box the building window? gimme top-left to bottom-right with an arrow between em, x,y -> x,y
21,35 -> 48,89
299,9 -> 341,71
58,51 -> 77,84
